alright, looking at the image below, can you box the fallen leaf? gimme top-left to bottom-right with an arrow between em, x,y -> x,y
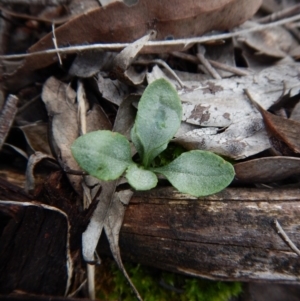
96,72 -> 129,106
235,156 -> 300,183
25,151 -> 56,193
82,181 -> 117,262
0,95 -> 18,150
19,122 -> 52,155
113,31 -> 155,74
69,51 -> 116,78
238,21 -> 295,58
290,102 -> 300,122
103,190 -> 144,301
246,89 -> 300,154
113,95 -> 138,140
148,64 -> 300,127
174,116 -> 270,160
41,77 -> 82,194
204,40 -> 237,78
7,0 -> 262,77
112,31 -> 155,84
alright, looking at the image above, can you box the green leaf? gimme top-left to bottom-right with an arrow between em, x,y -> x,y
152,150 -> 235,197
132,78 -> 182,167
71,130 -> 134,181
126,164 -> 158,191
130,123 -> 144,160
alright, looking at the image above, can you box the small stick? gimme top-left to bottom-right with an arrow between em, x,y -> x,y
68,279 -> 87,297
0,5 -> 70,24
63,165 -> 87,175
135,58 -> 185,88
2,13 -> 300,60
52,23 -> 62,65
257,4 -> 300,24
171,51 -> 249,76
208,59 -> 249,76
196,45 -> 221,80
274,219 -> 300,256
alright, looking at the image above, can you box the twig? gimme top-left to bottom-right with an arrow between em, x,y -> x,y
63,165 -> 87,175
172,51 -> 249,76
68,279 -> 87,298
0,0 -> 69,4
196,45 -> 221,79
52,23 -> 62,65
2,13 -> 300,60
0,5 -> 69,24
171,51 -> 198,63
208,60 -> 249,76
257,4 -> 300,24
135,58 -> 185,88
87,264 -> 95,300
77,80 -> 87,135
274,219 -> 300,256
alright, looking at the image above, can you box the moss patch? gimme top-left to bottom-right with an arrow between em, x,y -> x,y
96,259 -> 242,301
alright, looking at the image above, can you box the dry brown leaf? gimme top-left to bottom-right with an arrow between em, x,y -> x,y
6,0 -> 262,77
0,95 -> 18,150
290,102 -> 300,121
96,72 -> 129,106
246,89 -> 300,154
204,40 -> 237,78
103,190 -> 143,301
174,116 -> 270,160
25,152 -> 56,193
112,31 -> 155,85
69,51 -> 116,78
41,77 -> 82,194
19,122 -> 52,155
238,22 -> 295,58
113,95 -> 139,139
235,156 -> 300,183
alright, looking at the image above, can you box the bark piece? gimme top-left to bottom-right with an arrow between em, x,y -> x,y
0,201 -> 72,296
109,187 -> 300,283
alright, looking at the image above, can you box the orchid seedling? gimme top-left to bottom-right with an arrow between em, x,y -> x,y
71,78 -> 234,197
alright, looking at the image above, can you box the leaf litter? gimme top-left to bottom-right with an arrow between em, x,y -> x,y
2,0 -> 300,300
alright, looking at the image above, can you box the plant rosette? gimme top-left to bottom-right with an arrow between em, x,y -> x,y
71,78 -> 235,197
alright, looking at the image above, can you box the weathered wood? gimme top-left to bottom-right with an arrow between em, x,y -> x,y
114,187 -> 300,283
0,173 -> 88,296
0,201 -> 70,295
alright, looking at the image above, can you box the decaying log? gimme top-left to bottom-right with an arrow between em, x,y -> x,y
113,187 -> 300,283
1,171 -> 300,297
0,173 -> 89,296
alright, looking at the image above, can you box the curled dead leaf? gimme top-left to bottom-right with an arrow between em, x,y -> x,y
245,89 -> 300,154
235,157 -> 300,183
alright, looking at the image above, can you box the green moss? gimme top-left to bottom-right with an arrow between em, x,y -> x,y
96,260 -> 242,301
